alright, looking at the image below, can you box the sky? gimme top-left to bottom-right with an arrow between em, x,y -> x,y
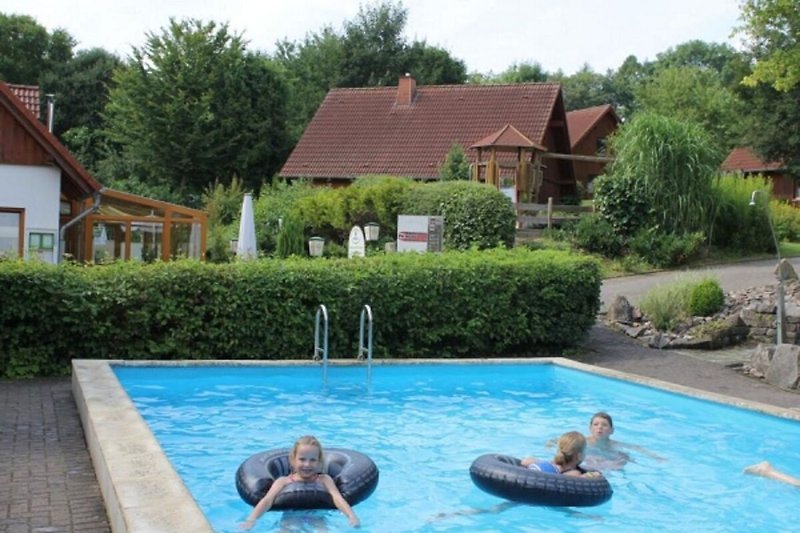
4,0 -> 745,75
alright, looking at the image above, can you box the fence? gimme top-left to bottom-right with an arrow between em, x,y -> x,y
516,197 -> 594,229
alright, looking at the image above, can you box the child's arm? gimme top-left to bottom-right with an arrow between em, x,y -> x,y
320,475 -> 360,527
620,441 -> 666,461
240,477 -> 290,530
520,456 -> 536,467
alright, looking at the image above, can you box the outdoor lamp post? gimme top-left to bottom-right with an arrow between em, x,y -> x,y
229,238 -> 238,255
364,222 -> 380,242
750,190 -> 784,344
308,236 -> 325,257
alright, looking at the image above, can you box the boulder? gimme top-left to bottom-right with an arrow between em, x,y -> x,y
749,343 -> 775,377
765,344 -> 800,390
607,295 -> 634,324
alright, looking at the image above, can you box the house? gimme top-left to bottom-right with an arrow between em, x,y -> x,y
566,104 -> 619,197
720,147 -> 795,202
0,82 -> 207,263
280,75 -> 578,203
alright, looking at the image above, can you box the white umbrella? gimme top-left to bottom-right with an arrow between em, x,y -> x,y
236,193 -> 257,260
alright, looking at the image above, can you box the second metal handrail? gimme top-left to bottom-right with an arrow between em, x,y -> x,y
357,304 -> 373,382
313,304 -> 329,383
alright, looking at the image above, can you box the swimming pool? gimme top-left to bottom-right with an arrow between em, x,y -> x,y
86,359 -> 800,533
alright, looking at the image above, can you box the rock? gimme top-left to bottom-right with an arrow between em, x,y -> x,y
607,295 -> 634,324
749,343 -> 775,377
765,344 -> 800,390
776,259 -> 798,282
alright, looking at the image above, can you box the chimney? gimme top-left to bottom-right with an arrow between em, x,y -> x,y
397,73 -> 416,106
46,94 -> 55,133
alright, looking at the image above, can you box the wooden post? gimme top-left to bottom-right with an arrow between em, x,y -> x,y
547,197 -> 554,229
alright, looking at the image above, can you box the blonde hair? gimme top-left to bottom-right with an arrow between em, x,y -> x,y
289,435 -> 324,471
554,431 -> 586,467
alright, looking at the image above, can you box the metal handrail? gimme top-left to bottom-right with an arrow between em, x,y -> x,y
358,304 -> 373,382
313,304 -> 329,383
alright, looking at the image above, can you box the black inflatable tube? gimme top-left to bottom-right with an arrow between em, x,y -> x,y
236,448 -> 379,510
469,454 -> 613,507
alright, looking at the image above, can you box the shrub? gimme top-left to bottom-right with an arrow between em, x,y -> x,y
687,279 -> 725,316
628,228 -> 705,268
275,214 -> 306,258
0,250 -> 601,377
640,275 -> 723,331
253,180 -> 317,255
770,200 -> 800,243
566,213 -> 625,258
342,175 -> 416,239
401,181 -> 516,249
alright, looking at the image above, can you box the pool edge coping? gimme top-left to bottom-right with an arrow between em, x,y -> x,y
72,357 -> 800,532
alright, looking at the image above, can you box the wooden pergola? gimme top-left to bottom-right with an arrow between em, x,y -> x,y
469,124 -> 547,203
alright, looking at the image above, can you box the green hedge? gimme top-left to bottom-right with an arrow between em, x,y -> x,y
0,250 -> 601,377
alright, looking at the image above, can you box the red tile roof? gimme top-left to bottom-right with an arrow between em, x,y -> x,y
0,82 -> 101,195
7,84 -> 40,119
566,104 -> 619,149
280,81 -> 566,180
471,124 -> 546,151
720,147 -> 784,173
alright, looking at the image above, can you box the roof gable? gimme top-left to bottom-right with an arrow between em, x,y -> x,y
721,147 -> 784,173
566,104 -> 620,149
280,81 -> 566,179
471,124 -> 546,151
0,82 -> 101,196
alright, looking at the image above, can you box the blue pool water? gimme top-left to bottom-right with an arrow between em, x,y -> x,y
114,363 -> 800,532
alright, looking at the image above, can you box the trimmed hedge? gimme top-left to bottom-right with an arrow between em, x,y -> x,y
0,249 -> 601,377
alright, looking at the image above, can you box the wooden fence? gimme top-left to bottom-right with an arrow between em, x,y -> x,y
516,197 -> 594,229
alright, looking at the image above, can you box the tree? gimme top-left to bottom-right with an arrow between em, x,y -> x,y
438,143 -> 470,181
339,1 -> 409,87
635,65 -> 744,150
39,48 -> 122,136
494,61 -> 549,84
275,27 -> 345,142
0,13 -> 75,85
552,65 -> 611,111
653,40 -> 751,89
737,0 -> 800,91
404,41 -> 466,85
102,18 -> 290,201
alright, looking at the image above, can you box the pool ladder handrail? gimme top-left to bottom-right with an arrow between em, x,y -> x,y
357,304 -> 374,383
313,304 -> 329,382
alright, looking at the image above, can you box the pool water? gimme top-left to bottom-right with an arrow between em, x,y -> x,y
114,363 -> 800,532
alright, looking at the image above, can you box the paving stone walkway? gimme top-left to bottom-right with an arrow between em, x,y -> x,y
0,378 -> 110,533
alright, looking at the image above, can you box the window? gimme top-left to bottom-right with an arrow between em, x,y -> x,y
596,138 -> 608,155
0,209 -> 24,259
29,232 -> 56,263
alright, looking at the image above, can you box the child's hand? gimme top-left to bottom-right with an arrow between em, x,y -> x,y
239,518 -> 255,530
349,515 -> 361,528
584,471 -> 603,478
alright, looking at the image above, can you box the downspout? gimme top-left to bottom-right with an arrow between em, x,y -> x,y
58,189 -> 103,263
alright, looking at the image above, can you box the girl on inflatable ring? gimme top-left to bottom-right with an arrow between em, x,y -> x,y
522,431 -> 603,478
240,435 -> 360,530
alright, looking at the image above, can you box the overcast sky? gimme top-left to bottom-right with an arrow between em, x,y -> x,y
5,0 -> 745,75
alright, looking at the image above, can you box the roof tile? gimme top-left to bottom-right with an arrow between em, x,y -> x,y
280,82 -> 564,179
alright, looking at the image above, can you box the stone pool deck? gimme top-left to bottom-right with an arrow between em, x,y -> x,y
2,323 -> 799,532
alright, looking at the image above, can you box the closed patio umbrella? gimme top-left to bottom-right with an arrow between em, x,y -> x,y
236,193 -> 257,260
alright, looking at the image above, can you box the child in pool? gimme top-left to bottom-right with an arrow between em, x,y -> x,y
744,461 -> 800,487
582,412 -> 665,470
521,431 -> 603,477
240,435 -> 360,530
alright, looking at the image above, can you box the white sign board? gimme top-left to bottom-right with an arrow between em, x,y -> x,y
397,215 -> 444,253
348,225 -> 366,258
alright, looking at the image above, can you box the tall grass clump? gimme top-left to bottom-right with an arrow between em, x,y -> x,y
709,173 -> 774,253
596,112 -> 723,237
639,275 -> 723,331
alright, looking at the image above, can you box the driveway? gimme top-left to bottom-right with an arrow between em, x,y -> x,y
600,257 -> 795,311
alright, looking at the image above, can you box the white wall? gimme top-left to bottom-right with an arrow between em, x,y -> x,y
0,163 -> 61,262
